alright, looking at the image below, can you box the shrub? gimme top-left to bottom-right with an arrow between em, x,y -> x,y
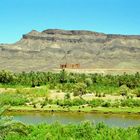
89,99 -> 104,107
72,98 -> 86,106
73,83 -> 87,96
126,94 -> 134,99
120,99 -> 140,107
0,70 -> 15,84
64,93 -> 71,100
85,78 -> 93,87
133,88 -> 140,97
68,75 -> 77,83
102,93 -> 106,97
40,97 -> 49,108
55,99 -> 64,106
101,101 -> 111,107
119,85 -> 130,96
111,100 -> 120,107
49,83 -> 56,89
62,83 -> 74,92
63,99 -> 72,106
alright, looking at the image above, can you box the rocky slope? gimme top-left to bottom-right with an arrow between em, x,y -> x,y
0,29 -> 140,72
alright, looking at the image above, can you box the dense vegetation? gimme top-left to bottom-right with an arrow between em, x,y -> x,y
0,106 -> 28,140
0,70 -> 140,109
0,71 -> 140,139
1,121 -> 140,140
0,70 -> 140,96
1,106 -> 140,140
1,91 -> 140,108
52,98 -> 140,108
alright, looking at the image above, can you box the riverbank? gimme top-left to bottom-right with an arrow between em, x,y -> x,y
7,105 -> 140,114
3,120 -> 140,140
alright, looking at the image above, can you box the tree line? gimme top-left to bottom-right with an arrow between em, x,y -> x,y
0,70 -> 140,88
0,70 -> 140,97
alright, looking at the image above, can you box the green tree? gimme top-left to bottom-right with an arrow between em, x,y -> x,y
119,85 -> 130,96
85,78 -> 93,87
59,69 -> 67,83
73,83 -> 87,96
0,70 -> 15,84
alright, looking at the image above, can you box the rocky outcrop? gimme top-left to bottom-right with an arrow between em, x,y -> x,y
0,29 -> 140,72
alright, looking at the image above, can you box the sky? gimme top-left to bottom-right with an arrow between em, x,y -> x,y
0,0 -> 140,43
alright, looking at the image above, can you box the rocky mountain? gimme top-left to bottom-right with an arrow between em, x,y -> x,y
0,29 -> 140,72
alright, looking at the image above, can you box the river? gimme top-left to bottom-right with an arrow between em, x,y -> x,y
6,111 -> 140,128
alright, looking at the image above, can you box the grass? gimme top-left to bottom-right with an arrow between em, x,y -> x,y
0,83 -> 28,88
88,85 -> 119,95
8,105 -> 140,114
1,85 -> 49,97
18,86 -> 49,97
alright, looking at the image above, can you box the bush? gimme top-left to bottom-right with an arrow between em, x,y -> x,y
40,97 -> 49,108
72,98 -> 87,106
133,88 -> 140,97
120,99 -> 140,107
68,75 -> 77,83
73,83 -> 87,96
62,83 -> 74,92
64,93 -> 71,100
49,83 -> 56,89
95,93 -> 102,97
0,70 -> 15,84
111,100 -> 120,107
89,99 -> 104,107
63,99 -> 72,106
119,85 -> 130,96
85,78 -> 93,87
101,101 -> 111,107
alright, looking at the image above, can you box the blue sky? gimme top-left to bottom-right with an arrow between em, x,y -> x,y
0,0 -> 140,43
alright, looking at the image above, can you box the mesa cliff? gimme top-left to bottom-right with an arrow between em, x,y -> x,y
0,29 -> 140,72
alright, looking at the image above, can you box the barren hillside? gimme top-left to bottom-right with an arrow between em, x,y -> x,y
0,29 -> 140,72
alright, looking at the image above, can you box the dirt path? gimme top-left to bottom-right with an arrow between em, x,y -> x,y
53,68 -> 140,74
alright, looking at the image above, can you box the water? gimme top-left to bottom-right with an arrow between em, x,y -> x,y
6,112 -> 140,128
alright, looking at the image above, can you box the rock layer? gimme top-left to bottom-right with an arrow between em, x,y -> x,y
0,29 -> 140,72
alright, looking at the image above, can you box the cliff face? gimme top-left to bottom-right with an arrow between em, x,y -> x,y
0,29 -> 140,72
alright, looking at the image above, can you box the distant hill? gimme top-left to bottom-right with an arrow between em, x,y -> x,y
0,29 -> 140,72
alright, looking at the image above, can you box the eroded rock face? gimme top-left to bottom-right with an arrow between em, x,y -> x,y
0,29 -> 140,72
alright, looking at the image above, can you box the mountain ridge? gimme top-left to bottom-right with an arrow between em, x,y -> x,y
0,29 -> 140,72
